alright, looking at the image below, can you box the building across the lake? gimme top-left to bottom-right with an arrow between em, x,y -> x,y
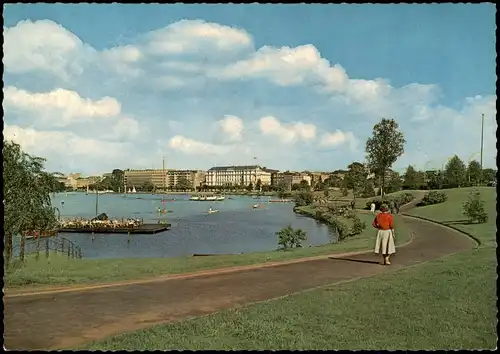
205,165 -> 276,187
124,169 -> 206,191
271,171 -> 312,191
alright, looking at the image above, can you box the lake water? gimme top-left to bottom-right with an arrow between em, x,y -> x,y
23,193 -> 337,259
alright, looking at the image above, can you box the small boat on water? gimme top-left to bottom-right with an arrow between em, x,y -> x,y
207,207 -> 219,214
253,204 -> 259,209
190,196 -> 200,201
216,196 -> 225,201
206,196 -> 217,201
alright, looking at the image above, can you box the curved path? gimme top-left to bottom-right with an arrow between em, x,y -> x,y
4,199 -> 476,350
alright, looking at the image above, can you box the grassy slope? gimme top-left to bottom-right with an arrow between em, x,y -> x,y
86,187 -> 497,350
5,212 -> 410,289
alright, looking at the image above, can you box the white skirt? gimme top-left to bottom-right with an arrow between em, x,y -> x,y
374,229 -> 396,255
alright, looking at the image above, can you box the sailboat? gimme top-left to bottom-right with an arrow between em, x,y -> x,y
127,188 -> 132,193
86,185 -> 89,195
132,186 -> 137,193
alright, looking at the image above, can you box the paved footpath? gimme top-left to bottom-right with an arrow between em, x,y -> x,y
4,204 -> 476,350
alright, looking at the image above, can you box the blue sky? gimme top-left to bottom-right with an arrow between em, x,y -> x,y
3,4 -> 497,175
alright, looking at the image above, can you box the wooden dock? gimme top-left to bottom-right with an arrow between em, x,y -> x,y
58,223 -> 171,234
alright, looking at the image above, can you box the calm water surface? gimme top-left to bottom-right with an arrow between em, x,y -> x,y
24,193 -> 337,259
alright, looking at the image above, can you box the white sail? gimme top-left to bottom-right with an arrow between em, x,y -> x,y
132,186 -> 137,193
128,188 -> 132,193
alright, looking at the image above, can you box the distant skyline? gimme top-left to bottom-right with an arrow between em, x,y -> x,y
3,4 -> 497,175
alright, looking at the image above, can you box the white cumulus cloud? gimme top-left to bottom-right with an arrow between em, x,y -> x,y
259,116 -> 317,143
142,19 -> 253,55
168,135 -> 229,155
3,19 -> 96,80
218,115 -> 244,141
3,86 -> 121,126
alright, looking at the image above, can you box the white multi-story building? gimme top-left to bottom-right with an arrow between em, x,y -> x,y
205,165 -> 274,187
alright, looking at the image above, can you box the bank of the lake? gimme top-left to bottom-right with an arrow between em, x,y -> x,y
5,211 -> 403,290
293,204 -> 412,247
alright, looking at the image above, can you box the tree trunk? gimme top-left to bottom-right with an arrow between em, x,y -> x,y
20,234 -> 26,262
5,233 -> 13,266
381,169 -> 386,198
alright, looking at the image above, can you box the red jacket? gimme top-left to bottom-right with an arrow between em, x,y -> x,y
372,212 -> 394,230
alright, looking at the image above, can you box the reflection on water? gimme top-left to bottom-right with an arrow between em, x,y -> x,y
21,193 -> 337,259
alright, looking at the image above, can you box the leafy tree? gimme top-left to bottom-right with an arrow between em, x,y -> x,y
467,160 -> 482,186
323,189 -> 329,197
295,190 -> 314,207
298,179 -> 310,191
255,178 -> 262,192
365,118 -> 406,197
403,165 -> 420,189
3,141 -> 60,264
385,171 -> 403,194
345,162 -> 367,200
481,168 -> 497,184
176,176 -> 191,191
261,184 -> 272,192
141,181 -> 155,192
445,155 -> 467,188
360,180 -> 376,198
246,182 -> 253,192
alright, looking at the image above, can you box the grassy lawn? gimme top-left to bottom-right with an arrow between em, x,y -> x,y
4,212 -> 410,290
85,187 -> 497,350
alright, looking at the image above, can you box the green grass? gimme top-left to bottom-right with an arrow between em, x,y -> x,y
4,212 -> 410,289
85,187 -> 497,350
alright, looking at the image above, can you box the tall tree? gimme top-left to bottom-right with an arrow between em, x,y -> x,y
365,118 -> 406,197
481,168 -> 497,184
403,165 -> 419,189
345,162 -> 368,200
467,160 -> 482,186
176,176 -> 191,191
3,141 -> 60,264
385,171 -> 403,194
445,155 -> 467,188
255,178 -> 262,192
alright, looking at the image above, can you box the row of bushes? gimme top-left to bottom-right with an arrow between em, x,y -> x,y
417,191 -> 447,206
365,192 -> 415,210
313,209 -> 366,241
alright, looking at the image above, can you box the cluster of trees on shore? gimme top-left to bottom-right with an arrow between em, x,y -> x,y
3,141 -> 63,265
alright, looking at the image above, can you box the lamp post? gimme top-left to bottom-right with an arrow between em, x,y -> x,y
479,113 -> 485,184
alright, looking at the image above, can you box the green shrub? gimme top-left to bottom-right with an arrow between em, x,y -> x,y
326,216 -> 350,241
462,190 -> 488,224
419,191 -> 447,206
276,225 -> 308,250
340,187 -> 349,197
294,191 -> 314,207
360,183 -> 376,198
350,215 -> 367,236
365,193 -> 415,210
323,189 -> 329,197
344,209 -> 357,219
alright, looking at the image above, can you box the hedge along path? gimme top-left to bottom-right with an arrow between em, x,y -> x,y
4,202 -> 477,351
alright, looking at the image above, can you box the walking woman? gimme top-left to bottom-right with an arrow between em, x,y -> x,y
372,203 -> 396,265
